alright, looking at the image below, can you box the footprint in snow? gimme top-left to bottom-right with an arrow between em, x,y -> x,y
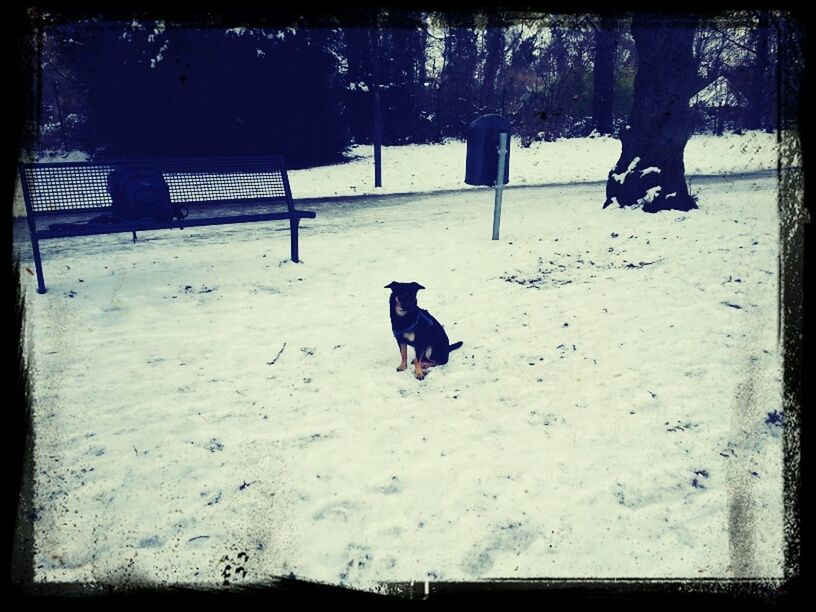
205,438 -> 224,452
219,550 -> 250,586
339,544 -> 373,584
313,500 -> 359,522
527,411 -> 564,427
461,522 -> 536,576
137,535 -> 163,549
205,491 -> 222,506
375,476 -> 402,495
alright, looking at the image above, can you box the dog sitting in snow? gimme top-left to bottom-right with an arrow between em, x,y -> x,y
385,281 -> 463,380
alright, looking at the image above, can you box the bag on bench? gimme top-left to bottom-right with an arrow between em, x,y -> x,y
107,167 -> 186,222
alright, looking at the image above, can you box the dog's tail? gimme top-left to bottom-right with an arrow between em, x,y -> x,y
449,341 -> 463,352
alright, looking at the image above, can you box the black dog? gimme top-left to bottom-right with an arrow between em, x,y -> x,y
385,281 -> 463,380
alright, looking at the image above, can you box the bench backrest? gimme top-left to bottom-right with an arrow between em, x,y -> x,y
18,155 -> 295,217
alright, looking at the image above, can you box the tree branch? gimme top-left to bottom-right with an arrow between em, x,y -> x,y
709,26 -> 757,56
45,59 -> 83,85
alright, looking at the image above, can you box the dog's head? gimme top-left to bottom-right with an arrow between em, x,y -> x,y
385,281 -> 425,317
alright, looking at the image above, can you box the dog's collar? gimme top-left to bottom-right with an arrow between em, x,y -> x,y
393,313 -> 419,336
393,310 -> 432,336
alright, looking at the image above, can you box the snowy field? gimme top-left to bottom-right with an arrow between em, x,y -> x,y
15,134 -> 787,592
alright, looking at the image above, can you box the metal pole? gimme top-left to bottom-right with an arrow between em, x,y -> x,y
372,18 -> 383,188
492,132 -> 508,240
373,88 -> 382,187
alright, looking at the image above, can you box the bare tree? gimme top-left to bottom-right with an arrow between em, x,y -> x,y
480,10 -> 505,114
746,10 -> 771,131
592,15 -> 618,135
604,14 -> 700,213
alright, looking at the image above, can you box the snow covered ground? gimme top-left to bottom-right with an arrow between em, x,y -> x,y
15,133 -> 787,592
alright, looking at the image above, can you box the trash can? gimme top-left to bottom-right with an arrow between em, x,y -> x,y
465,114 -> 511,186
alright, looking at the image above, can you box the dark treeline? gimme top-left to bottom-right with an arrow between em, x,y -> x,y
32,11 -> 799,168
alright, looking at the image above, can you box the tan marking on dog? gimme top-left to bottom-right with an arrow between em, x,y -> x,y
414,358 -> 425,380
403,331 -> 415,342
397,344 -> 408,371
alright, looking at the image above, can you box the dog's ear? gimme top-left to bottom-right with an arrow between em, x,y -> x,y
384,282 -> 398,289
409,282 -> 425,291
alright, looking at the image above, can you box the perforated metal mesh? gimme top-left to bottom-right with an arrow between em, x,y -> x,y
22,164 -> 116,212
164,171 -> 286,203
20,156 -> 292,215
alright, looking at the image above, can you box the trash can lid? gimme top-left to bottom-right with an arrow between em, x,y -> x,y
469,114 -> 511,132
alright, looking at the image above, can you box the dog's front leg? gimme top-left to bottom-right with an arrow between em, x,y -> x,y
413,347 -> 426,380
397,343 -> 408,371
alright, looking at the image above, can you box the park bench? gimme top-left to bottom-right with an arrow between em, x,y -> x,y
18,155 -> 316,293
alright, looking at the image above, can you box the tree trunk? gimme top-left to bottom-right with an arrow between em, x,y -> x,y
592,15 -> 617,135
437,14 -> 478,138
604,14 -> 699,213
380,10 -> 427,144
372,20 -> 382,187
775,13 -> 804,132
418,25 -> 427,87
344,28 -> 374,143
481,12 -> 504,113
747,10 -> 770,131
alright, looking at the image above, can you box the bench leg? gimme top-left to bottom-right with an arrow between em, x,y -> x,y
132,231 -> 137,243
290,217 -> 301,263
31,237 -> 47,294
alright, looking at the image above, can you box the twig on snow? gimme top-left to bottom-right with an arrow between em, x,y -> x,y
267,343 -> 286,365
